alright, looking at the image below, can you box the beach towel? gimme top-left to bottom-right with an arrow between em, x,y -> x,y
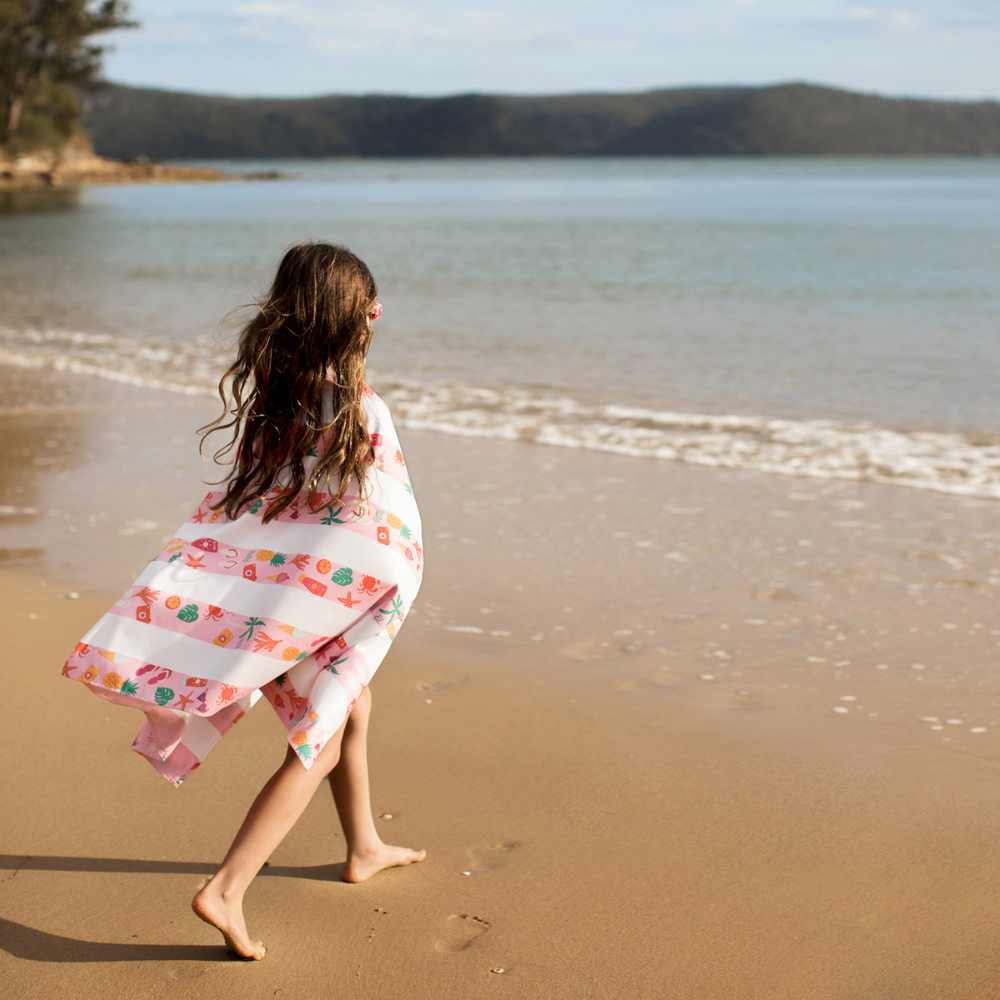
62,385 -> 422,786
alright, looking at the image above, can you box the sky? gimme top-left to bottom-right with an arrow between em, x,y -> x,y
100,0 -> 999,101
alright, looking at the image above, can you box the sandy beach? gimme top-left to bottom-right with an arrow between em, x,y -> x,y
3,364 -> 1000,998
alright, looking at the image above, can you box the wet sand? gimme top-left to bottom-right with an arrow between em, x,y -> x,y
3,366 -> 1000,998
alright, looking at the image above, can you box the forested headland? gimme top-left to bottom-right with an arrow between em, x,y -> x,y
1,0 -> 134,155
0,1 -> 220,187
3,4 -> 998,167
81,82 -> 1000,159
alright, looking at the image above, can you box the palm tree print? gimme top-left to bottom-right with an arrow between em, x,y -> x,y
325,654 -> 349,675
240,617 -> 264,643
375,596 -> 404,626
321,504 -> 349,525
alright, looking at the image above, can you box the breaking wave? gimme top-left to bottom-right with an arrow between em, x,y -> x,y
2,326 -> 998,500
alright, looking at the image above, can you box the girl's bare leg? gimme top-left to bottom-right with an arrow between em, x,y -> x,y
328,687 -> 426,883
192,726 -> 347,960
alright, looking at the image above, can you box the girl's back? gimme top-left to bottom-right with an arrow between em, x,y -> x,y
64,244 -> 423,785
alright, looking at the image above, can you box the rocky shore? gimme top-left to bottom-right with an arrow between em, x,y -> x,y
0,148 -> 227,188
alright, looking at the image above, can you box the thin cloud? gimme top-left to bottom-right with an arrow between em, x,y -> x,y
103,0 -> 1000,99
233,1 -> 629,52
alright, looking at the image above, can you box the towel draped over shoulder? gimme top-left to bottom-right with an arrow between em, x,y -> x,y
62,386 -> 422,786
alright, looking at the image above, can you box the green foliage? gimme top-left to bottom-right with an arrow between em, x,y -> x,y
119,678 -> 138,696
325,654 -> 349,675
331,566 -> 353,586
70,82 -> 1000,160
177,603 -> 199,623
239,616 -> 263,642
154,686 -> 175,706
321,504 -> 348,525
1,0 -> 137,152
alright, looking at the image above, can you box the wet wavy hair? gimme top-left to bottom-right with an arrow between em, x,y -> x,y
200,241 -> 379,524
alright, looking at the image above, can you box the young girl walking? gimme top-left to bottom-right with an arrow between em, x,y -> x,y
63,242 -> 425,960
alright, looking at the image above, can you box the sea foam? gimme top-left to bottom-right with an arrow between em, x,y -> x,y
2,326 -> 998,500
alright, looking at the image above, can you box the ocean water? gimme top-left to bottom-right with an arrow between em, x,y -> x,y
1,158 -> 998,497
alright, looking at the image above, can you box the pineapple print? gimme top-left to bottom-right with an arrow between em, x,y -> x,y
386,513 -> 403,530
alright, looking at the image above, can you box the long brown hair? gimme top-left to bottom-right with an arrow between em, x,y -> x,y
200,242 -> 378,523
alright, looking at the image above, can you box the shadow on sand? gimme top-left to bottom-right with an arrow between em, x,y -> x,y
0,853 -> 347,963
0,853 -> 344,880
0,917 -> 230,964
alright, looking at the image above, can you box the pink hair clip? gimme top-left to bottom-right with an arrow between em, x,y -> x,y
370,302 -> 383,321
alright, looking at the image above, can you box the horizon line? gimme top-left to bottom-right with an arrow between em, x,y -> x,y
100,79 -> 1000,107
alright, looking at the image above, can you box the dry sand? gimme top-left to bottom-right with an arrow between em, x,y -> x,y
3,366 -> 1000,998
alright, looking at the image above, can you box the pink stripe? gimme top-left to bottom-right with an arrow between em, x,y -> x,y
154,537 -> 391,609
317,643 -> 371,703
261,675 -> 312,730
187,490 -> 422,578
261,655 -> 370,769
65,641 -> 256,716
208,700 -> 249,735
107,586 -> 331,664
371,445 -> 413,490
137,738 -> 203,787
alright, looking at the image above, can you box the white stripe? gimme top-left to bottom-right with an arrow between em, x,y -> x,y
132,561 -> 361,637
183,477 -> 420,542
83,615 -> 312,688
178,715 -> 225,760
370,474 -> 423,533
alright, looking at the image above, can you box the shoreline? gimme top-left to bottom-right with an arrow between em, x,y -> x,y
1,332 -> 998,502
0,148 -> 287,191
0,151 -> 229,189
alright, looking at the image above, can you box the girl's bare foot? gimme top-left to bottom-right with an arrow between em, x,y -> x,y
342,843 -> 427,883
191,877 -> 266,960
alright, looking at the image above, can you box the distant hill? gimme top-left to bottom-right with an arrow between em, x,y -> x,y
80,82 -> 1000,159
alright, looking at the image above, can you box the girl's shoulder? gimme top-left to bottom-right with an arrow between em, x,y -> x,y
360,383 -> 391,420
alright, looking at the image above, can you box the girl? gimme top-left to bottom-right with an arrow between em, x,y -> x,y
63,242 -> 425,960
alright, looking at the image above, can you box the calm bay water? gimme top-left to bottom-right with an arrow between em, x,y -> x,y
1,158 -> 998,496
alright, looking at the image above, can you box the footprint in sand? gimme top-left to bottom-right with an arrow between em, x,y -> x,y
435,914 -> 491,953
468,842 -> 520,872
617,674 -> 677,692
418,678 -> 466,692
